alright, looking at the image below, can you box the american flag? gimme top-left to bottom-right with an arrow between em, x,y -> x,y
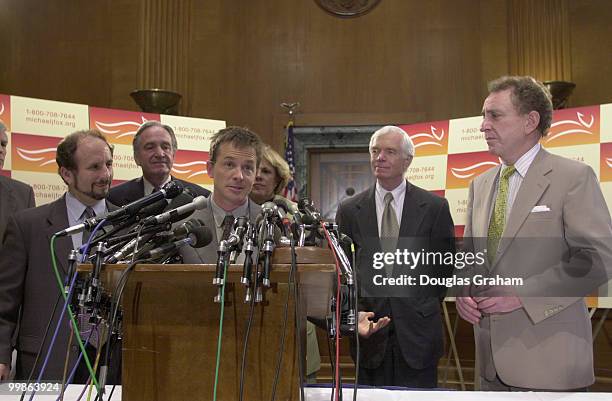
283,120 -> 298,202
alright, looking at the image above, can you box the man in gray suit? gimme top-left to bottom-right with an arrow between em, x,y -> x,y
0,122 -> 36,241
181,126 -> 263,264
0,129 -> 116,381
457,76 -> 612,390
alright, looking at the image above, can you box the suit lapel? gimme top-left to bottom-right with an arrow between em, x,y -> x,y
204,196 -> 218,244
497,150 -> 551,260
135,177 -> 145,204
0,178 -> 13,226
476,167 -> 500,239
399,182 -> 426,237
355,186 -> 379,240
45,196 -> 73,275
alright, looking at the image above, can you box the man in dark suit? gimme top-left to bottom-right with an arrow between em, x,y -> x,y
107,121 -> 210,206
0,129 -> 116,381
180,126 -> 263,264
336,126 -> 455,387
0,123 -> 36,241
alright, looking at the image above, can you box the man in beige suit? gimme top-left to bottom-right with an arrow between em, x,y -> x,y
456,76 -> 612,391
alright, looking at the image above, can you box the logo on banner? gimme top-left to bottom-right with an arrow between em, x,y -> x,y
544,106 -> 600,148
446,151 -> 499,189
89,107 -> 159,145
400,121 -> 449,156
0,94 -> 10,129
171,149 -> 211,185
11,133 -> 61,173
601,142 -> 612,182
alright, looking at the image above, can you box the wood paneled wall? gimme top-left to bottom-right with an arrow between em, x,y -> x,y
0,0 -> 611,146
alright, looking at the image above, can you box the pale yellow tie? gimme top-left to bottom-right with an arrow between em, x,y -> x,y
381,192 -> 399,275
487,166 -> 516,264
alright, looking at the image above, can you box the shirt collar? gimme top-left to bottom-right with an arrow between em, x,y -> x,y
501,143 -> 541,178
65,191 -> 107,223
210,196 -> 249,228
142,175 -> 172,196
375,179 -> 406,201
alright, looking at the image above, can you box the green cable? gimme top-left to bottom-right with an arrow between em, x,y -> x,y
212,259 -> 228,401
50,235 -> 101,393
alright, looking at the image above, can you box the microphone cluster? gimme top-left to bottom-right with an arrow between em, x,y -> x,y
210,196 -> 355,318
53,181 -> 215,386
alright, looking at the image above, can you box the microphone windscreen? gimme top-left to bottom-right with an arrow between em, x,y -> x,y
190,226 -> 213,248
138,198 -> 168,218
167,189 -> 195,209
162,180 -> 184,199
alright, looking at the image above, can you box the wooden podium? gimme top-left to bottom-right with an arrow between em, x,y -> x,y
97,247 -> 336,401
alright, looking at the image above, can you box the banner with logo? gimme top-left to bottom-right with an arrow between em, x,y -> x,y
0,94 -> 224,205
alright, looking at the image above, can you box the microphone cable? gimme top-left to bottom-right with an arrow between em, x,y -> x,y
321,224 -> 342,401
29,232 -> 103,400
18,293 -> 61,401
129,223 -> 147,264
212,251 -> 229,401
27,245 -> 93,401
289,228 -> 306,401
269,221 -> 299,401
351,242 -> 359,401
238,246 -> 260,401
49,232 -> 103,394
96,257 -> 151,401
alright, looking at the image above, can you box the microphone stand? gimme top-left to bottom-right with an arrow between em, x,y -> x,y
241,223 -> 256,303
213,239 -> 229,303
261,217 -> 276,288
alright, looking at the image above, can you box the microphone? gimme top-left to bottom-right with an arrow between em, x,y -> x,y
107,219 -> 206,264
297,198 -> 322,224
139,226 -> 212,260
94,198 -> 169,245
142,195 -> 207,226
226,216 -> 249,248
105,232 -> 157,264
260,202 -> 278,288
240,223 -> 257,288
272,197 -> 299,215
56,181 -> 183,237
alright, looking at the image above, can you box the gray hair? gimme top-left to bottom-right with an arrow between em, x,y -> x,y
369,125 -> 415,158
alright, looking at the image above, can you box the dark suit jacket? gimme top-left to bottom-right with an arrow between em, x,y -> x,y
336,181 -> 455,370
0,175 -> 35,242
0,195 -> 116,380
107,176 -> 210,206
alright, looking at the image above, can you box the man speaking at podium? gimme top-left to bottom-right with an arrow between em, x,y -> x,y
0,130 -> 117,381
180,126 -> 263,263
336,126 -> 455,387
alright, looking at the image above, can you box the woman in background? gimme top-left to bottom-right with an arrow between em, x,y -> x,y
249,144 -> 291,206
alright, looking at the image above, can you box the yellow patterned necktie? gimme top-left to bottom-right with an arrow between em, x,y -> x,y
487,165 -> 516,264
